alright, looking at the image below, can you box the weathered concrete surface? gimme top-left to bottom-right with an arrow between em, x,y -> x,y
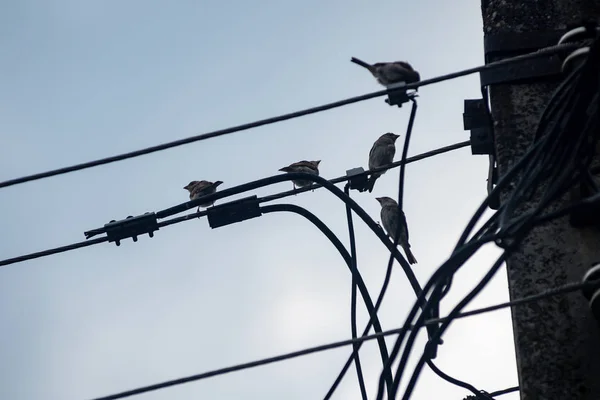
481,1 -> 600,399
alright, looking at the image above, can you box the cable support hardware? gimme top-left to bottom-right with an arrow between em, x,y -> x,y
206,195 -> 262,229
384,81 -> 417,108
464,30 -> 592,211
99,212 -> 158,246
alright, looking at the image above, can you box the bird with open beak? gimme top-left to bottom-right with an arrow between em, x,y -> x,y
367,132 -> 400,193
376,196 -> 418,265
183,180 -> 224,211
351,57 -> 421,89
278,160 -> 321,191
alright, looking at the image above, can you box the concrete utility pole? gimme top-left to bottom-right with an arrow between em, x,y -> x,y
480,1 -> 600,399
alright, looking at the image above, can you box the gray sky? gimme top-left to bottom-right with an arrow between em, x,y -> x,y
0,1 -> 519,399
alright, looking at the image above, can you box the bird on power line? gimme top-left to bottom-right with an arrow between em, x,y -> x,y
376,196 -> 418,265
350,57 -> 421,88
366,132 -> 400,193
278,160 -> 321,191
184,180 -> 224,211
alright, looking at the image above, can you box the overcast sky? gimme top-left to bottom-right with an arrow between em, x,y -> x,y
0,1 -> 519,399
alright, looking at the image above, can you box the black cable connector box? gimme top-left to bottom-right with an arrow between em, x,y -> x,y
207,195 -> 262,229
104,212 -> 159,246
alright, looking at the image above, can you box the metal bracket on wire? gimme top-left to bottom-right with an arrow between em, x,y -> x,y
463,98 -> 500,210
84,212 -> 159,246
582,264 -> 600,324
83,195 -> 263,246
345,167 -> 369,192
462,31 -> 569,211
480,31 -> 566,86
385,82 -> 418,108
207,195 -> 262,229
471,28 -> 593,210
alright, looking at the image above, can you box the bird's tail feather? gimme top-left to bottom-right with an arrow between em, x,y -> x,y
402,244 -> 418,265
351,57 -> 373,71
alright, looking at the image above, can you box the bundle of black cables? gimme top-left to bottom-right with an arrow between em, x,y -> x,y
373,28 -> 600,400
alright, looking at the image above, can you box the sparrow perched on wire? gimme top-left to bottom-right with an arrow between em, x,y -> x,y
278,160 -> 321,191
366,132 -> 400,193
350,57 -> 421,88
183,180 -> 224,211
376,196 -> 418,265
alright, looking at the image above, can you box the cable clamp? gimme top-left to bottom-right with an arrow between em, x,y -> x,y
462,98 -> 499,210
558,23 -> 599,72
207,195 -> 262,229
345,167 -> 369,192
385,82 -> 417,108
100,212 -> 159,246
582,263 -> 600,324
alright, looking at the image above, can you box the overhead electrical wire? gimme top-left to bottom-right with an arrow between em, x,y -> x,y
426,360 -> 487,399
83,189 -> 592,400
322,238 -> 395,400
488,386 -> 520,397
0,237 -> 109,266
0,139 -> 470,268
0,42 -> 579,191
399,254 -> 509,400
86,277 -> 600,400
343,184 -> 369,400
326,96 -> 419,400
0,38 -> 592,400
260,204 -> 391,393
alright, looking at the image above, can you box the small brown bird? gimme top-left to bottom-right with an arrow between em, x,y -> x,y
367,133 -> 400,193
351,57 -> 421,88
376,196 -> 418,265
278,160 -> 321,191
183,180 -> 224,210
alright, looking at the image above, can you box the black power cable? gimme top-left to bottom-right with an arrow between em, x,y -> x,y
0,237 -> 108,266
85,202 -> 390,400
323,226 -> 396,400
86,277 -> 600,400
387,96 -> 441,349
400,253 -> 508,400
1,136 -> 469,267
0,140 -> 471,269
388,236 -> 498,399
170,170 -> 435,364
343,184 -> 368,400
489,386 -> 519,397
392,173 -> 600,399
0,43 -> 580,191
375,96 -> 420,400
426,360 -> 490,399
399,82 -> 579,400
0,39 -> 590,400
374,234 -> 496,400
388,159 -> 534,399
2,170 -> 429,348
396,97 -> 418,212
261,204 -> 392,394
259,140 -> 471,204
